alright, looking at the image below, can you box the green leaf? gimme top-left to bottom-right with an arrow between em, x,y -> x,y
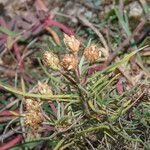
0,26 -> 18,37
0,81 -> 79,102
89,50 -> 139,81
92,74 -> 108,90
88,100 -> 106,114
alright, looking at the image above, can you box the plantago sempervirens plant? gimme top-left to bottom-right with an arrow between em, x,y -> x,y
1,32 -> 146,149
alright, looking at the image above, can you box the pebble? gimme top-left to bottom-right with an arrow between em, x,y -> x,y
129,1 -> 143,18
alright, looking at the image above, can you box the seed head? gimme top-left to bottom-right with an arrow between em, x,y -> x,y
43,51 -> 59,68
64,33 -> 80,53
25,99 -> 41,111
61,54 -> 78,70
24,110 -> 43,129
84,45 -> 101,63
37,81 -> 52,95
24,99 -> 43,129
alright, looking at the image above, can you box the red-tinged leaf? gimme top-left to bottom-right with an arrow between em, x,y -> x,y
13,43 -> 21,61
0,110 -> 19,116
0,35 -> 7,40
32,23 -> 44,36
95,65 -> 105,71
13,43 -> 24,71
116,81 -> 123,93
49,101 -> 57,115
0,17 -> 7,27
44,16 -> 74,35
0,116 -> 16,122
43,125 -> 55,131
88,65 -> 105,75
8,19 -> 16,31
0,135 -> 22,150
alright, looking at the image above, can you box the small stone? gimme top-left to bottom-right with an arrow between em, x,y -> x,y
129,1 -> 143,18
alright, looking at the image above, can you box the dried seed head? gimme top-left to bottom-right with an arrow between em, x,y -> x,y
24,110 -> 43,129
25,99 -> 41,111
64,33 -> 80,53
43,51 -> 59,68
84,45 -> 101,63
24,99 -> 43,129
37,81 -> 52,95
61,54 -> 78,70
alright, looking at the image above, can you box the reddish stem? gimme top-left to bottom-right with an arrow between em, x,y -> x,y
0,110 -> 19,116
49,101 -> 57,116
43,125 -> 55,131
0,17 -> 7,27
116,81 -> 123,93
44,16 -> 74,35
0,35 -> 7,40
0,117 -> 16,122
13,43 -> 24,71
0,135 -> 22,150
88,65 -> 105,75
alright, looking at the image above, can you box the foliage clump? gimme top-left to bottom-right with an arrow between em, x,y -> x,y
3,34 -> 147,149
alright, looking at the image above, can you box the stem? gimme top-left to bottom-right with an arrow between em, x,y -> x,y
60,71 -> 90,114
76,87 -> 90,115
88,100 -> 107,115
61,71 -> 88,111
76,124 -> 109,136
54,139 -> 65,150
59,141 -> 74,150
74,71 -> 90,115
0,82 -> 79,102
38,58 -> 60,83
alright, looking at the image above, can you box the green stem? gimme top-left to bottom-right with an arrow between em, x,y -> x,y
76,124 -> 109,136
0,82 -> 79,102
61,71 -> 90,114
54,139 -> 65,150
59,141 -> 74,150
38,58 -> 60,82
88,100 -> 107,115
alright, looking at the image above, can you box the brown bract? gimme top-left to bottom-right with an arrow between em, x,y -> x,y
42,51 -> 59,67
61,54 -> 78,70
64,33 -> 80,53
84,45 -> 101,63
